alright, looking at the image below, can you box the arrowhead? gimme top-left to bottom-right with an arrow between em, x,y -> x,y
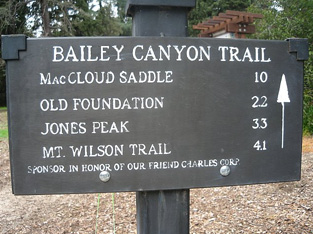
277,74 -> 290,103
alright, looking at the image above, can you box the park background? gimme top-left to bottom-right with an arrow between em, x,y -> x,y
0,0 -> 312,233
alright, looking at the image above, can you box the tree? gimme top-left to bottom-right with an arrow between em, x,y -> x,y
72,0 -> 122,36
0,0 -> 30,106
211,0 -> 251,15
0,0 -> 30,35
115,0 -> 131,36
0,0 -> 125,107
188,0 -> 215,36
248,0 -> 313,134
94,3 -> 122,36
28,0 -> 122,37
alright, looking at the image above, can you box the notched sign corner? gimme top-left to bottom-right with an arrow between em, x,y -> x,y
1,34 -> 27,61
286,38 -> 309,61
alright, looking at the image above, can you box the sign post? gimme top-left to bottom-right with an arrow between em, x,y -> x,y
126,1 -> 195,233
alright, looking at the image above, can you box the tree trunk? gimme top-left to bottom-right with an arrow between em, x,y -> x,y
40,0 -> 51,37
99,0 -> 102,10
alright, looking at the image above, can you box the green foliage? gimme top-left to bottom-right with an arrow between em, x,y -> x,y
115,0 -> 127,20
0,128 -> 8,139
0,0 -> 31,107
0,57 -> 5,106
70,3 -> 122,36
0,0 -> 30,35
303,91 -> 313,135
119,20 -> 131,36
0,107 -> 7,139
188,0 -> 214,37
115,0 -> 132,36
211,0 -> 251,15
98,5 -> 122,36
248,0 -> 313,41
248,0 -> 313,135
303,51 -> 313,135
25,0 -> 124,37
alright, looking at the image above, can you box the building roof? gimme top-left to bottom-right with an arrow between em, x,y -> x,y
193,10 -> 263,38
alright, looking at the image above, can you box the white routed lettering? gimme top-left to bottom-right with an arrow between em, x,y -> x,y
261,48 -> 271,62
64,46 -> 79,62
218,46 -> 228,61
40,73 -> 51,84
186,46 -> 199,61
40,71 -> 115,85
199,46 -> 211,61
112,45 -> 124,61
42,146 -> 64,159
144,46 -> 158,61
158,45 -> 171,61
173,45 -> 186,61
129,143 -> 171,156
119,71 -> 173,84
72,97 -> 164,111
28,165 -> 66,174
87,45 -> 98,61
40,99 -> 68,111
41,122 -> 86,135
133,45 -> 144,61
52,46 -> 64,62
70,145 -> 123,157
92,121 -> 129,134
242,47 -> 253,62
100,46 -> 110,61
81,164 -> 112,172
132,45 -> 210,62
127,162 -> 146,170
148,161 -> 180,170
52,45 -> 125,62
229,47 -> 241,61
218,46 -> 271,62
181,159 -> 218,168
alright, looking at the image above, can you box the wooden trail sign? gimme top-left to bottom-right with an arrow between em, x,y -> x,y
2,35 -> 308,195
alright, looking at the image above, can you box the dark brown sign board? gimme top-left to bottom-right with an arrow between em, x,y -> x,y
2,35 -> 308,195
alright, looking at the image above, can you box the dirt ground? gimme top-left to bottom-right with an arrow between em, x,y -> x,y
0,109 -> 312,233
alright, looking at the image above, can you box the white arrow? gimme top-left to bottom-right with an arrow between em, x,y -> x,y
277,74 -> 290,148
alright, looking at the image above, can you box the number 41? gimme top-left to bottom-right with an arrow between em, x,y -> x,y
254,140 -> 267,151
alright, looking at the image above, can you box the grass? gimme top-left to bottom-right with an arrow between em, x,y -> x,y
0,107 -> 8,139
0,128 -> 8,138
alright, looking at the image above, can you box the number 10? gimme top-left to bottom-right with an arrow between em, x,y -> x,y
255,71 -> 268,83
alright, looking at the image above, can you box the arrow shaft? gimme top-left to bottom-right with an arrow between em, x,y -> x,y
281,103 -> 285,149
